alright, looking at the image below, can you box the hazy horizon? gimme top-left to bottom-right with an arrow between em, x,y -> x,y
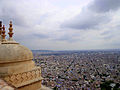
31,48 -> 120,51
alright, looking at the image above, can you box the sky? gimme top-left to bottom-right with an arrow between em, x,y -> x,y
0,0 -> 120,50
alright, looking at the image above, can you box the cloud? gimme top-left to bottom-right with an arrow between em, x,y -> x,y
0,9 -> 27,27
89,0 -> 120,13
53,33 -> 79,42
61,0 -> 120,30
0,1 -> 28,26
61,10 -> 110,30
33,33 -> 49,39
101,24 -> 120,40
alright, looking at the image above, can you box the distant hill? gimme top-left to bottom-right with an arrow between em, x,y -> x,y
32,50 -> 54,53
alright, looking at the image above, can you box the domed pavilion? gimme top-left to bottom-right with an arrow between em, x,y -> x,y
0,21 -> 46,90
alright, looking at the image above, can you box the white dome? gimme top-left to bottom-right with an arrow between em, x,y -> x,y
0,42 -> 33,63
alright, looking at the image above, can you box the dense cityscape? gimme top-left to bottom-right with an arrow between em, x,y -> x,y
33,50 -> 120,90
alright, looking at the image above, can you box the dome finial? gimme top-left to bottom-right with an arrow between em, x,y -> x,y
0,21 -> 2,41
0,21 -> 2,35
8,21 -> 14,41
2,25 -> 6,42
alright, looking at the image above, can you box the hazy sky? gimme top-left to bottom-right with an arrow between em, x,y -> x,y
0,0 -> 120,50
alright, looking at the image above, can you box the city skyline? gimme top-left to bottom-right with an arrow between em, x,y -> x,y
0,0 -> 120,50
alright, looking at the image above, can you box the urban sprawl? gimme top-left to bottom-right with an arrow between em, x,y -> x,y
33,50 -> 120,90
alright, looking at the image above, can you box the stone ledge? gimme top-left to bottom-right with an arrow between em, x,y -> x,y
4,67 -> 43,88
16,77 -> 43,88
0,79 -> 14,90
